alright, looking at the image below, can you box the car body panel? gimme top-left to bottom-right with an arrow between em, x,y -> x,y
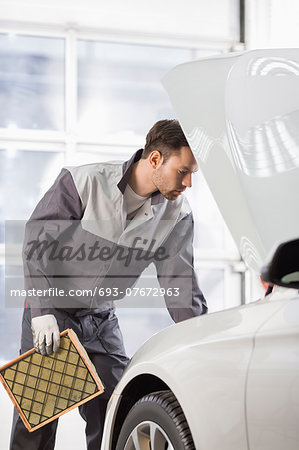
247,296 -> 299,449
162,49 -> 299,272
101,288 -> 296,449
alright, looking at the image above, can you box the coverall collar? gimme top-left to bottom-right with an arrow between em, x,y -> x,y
117,149 -> 165,205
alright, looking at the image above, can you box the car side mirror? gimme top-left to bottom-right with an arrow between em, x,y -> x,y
261,238 -> 299,289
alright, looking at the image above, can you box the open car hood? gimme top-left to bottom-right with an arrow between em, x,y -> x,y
163,49 -> 299,271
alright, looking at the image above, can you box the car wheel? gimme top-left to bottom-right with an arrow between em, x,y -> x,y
116,390 -> 195,450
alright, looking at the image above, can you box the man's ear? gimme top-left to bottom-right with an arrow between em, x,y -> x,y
149,150 -> 163,169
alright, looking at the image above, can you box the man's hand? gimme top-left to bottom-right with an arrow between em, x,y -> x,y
31,314 -> 60,355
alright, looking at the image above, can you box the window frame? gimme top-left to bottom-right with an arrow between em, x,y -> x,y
0,23 -> 254,308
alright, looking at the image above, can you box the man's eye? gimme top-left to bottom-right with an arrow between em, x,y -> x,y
178,170 -> 187,175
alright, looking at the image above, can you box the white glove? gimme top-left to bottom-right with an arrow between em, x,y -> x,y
31,314 -> 60,356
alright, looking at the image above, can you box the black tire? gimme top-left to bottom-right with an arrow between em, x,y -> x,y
116,390 -> 195,450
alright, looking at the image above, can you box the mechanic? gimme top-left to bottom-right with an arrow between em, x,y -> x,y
10,119 -> 208,450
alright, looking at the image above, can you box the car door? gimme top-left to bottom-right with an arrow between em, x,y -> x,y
246,293 -> 299,450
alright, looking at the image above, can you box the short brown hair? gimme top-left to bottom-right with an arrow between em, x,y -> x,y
142,119 -> 189,162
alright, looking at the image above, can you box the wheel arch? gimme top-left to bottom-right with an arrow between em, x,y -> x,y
110,373 -> 169,449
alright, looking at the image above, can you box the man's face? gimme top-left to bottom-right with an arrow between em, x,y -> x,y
151,146 -> 198,200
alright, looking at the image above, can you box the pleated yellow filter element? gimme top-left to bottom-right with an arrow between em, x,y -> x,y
0,329 -> 104,432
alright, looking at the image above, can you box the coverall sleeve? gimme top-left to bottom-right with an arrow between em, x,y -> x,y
23,168 -> 83,318
154,212 -> 208,323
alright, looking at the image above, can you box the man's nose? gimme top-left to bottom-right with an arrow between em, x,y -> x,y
182,173 -> 192,188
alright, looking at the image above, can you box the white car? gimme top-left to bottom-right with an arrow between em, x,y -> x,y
101,49 -> 299,450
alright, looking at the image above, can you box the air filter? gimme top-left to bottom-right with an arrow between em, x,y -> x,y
0,329 -> 104,432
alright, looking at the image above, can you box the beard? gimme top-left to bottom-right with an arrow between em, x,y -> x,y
151,170 -> 182,201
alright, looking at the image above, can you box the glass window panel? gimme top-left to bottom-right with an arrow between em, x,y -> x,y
197,268 -> 225,313
0,149 -> 64,242
117,308 -> 173,357
78,40 -> 193,143
0,265 -> 23,361
0,34 -> 65,130
186,169 -> 239,253
74,147 -> 132,166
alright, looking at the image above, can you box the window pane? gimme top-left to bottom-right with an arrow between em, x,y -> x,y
0,149 -> 64,241
186,170 -> 239,253
0,34 -> 65,130
117,308 -> 173,357
198,269 -> 225,313
0,265 -> 23,361
75,147 -> 132,165
78,40 -> 193,143
0,150 -> 64,359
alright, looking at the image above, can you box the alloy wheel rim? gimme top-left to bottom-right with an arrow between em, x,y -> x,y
124,420 -> 175,450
